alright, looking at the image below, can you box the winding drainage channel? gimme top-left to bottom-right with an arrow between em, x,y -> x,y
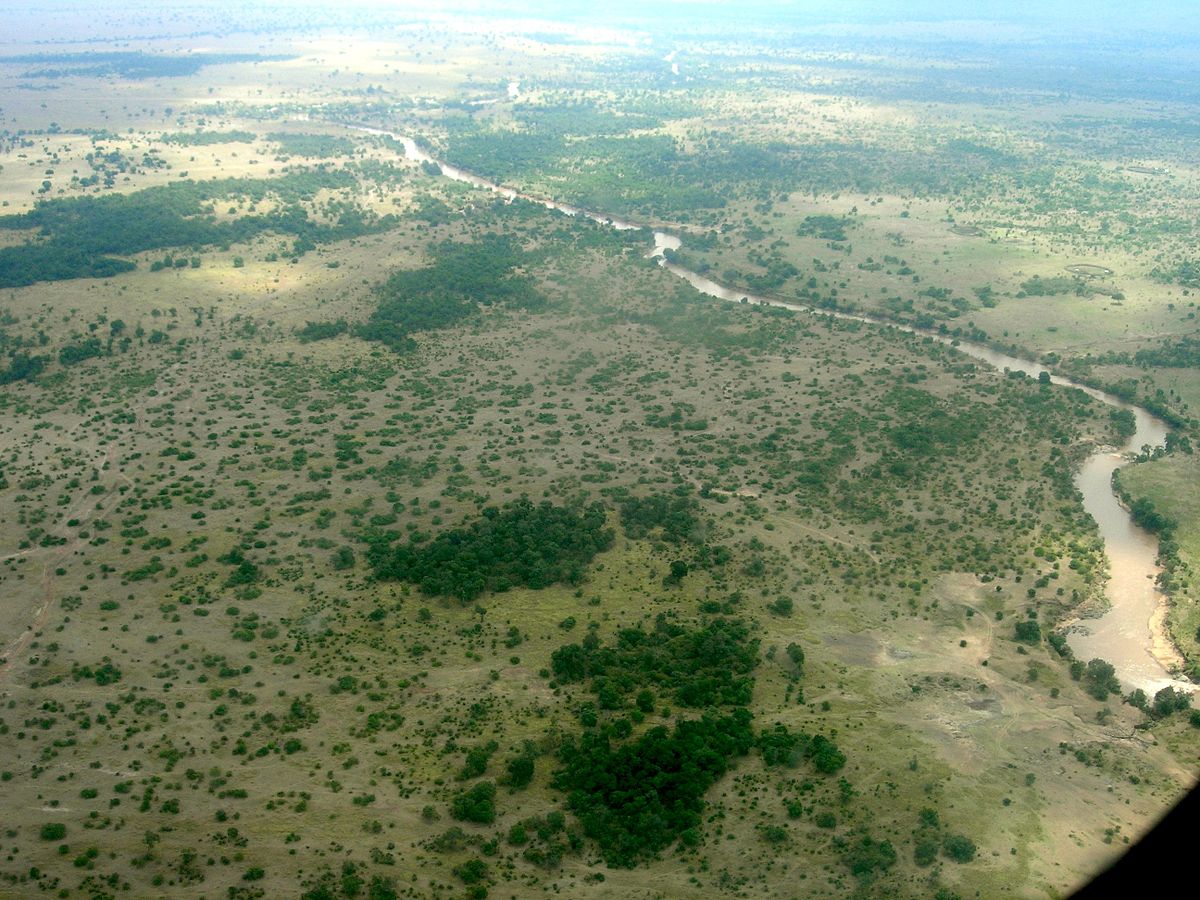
347,122 -> 1189,695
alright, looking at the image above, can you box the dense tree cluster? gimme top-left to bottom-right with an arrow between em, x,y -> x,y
356,235 -> 545,352
0,170 -> 390,287
1150,258 -> 1200,289
1014,620 -> 1042,644
756,723 -> 845,773
837,834 -> 897,879
1018,275 -> 1089,297
2,51 -> 282,80
1071,657 -> 1122,701
544,614 -> 850,867
1133,335 -> 1200,369
554,710 -> 754,867
268,133 -> 357,158
505,811 -> 580,869
1151,686 -> 1192,718
614,489 -> 703,544
1128,495 -> 1176,535
884,386 -> 988,461
368,499 -> 612,602
438,100 -> 1031,220
297,320 -> 349,343
57,338 -> 103,366
450,782 -> 497,825
941,834 -> 978,863
159,130 -> 255,146
0,351 -> 48,384
550,616 -> 757,709
300,862 -> 398,900
797,214 -> 854,242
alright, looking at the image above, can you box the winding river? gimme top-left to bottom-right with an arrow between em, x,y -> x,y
350,123 -> 1189,695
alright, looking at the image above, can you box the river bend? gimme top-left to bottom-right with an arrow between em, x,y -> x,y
348,122 -> 1187,694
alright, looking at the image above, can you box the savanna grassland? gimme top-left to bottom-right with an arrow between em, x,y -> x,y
0,4 -> 1198,899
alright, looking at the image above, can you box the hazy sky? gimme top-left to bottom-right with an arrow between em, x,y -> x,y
7,0 -> 1199,25
3,0 -> 1198,45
